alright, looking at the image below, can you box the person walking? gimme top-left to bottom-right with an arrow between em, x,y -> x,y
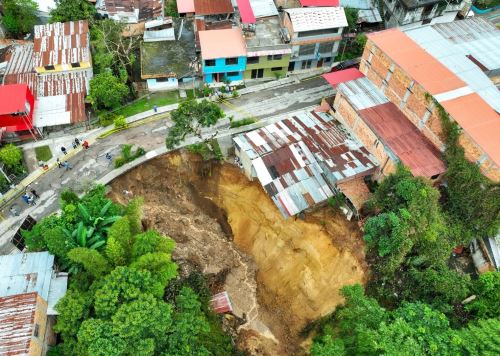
9,205 -> 19,217
74,137 -> 80,146
30,189 -> 40,199
72,141 -> 77,149
82,140 -> 89,149
105,152 -> 113,165
61,146 -> 67,155
62,161 -> 72,170
28,195 -> 36,206
153,104 -> 158,113
21,194 -> 30,205
57,158 -> 63,168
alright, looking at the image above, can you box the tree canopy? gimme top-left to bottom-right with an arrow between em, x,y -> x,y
166,100 -> 225,149
1,0 -> 38,37
49,0 -> 96,23
88,72 -> 129,110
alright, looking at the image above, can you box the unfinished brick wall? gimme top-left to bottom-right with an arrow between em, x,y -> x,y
361,39 -> 500,182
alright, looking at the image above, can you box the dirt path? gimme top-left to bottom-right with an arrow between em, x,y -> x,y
108,152 -> 367,355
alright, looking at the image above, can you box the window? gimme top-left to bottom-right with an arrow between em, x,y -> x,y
271,67 -> 282,71
267,54 -> 282,61
299,44 -> 316,56
247,56 -> 259,64
227,71 -> 239,77
34,324 -> 39,337
251,68 -> 264,79
288,61 -> 295,71
324,57 -> 332,63
71,62 -> 81,68
44,65 -> 55,71
318,42 -> 334,54
301,60 -> 312,69
225,57 -> 238,65
205,59 -> 216,67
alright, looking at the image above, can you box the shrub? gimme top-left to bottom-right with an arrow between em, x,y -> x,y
99,112 -> 116,127
230,118 -> 256,128
114,115 -> 128,129
231,90 -> 239,98
114,145 -> 146,168
0,144 -> 23,170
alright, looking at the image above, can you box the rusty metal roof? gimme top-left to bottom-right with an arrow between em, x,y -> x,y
210,292 -> 233,313
194,0 -> 234,15
0,292 -> 38,356
3,44 -> 34,77
358,102 -> 446,178
33,21 -> 90,67
98,0 -> 163,20
234,110 -> 378,218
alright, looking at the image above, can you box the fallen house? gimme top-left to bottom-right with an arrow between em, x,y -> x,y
0,251 -> 68,355
233,109 -> 378,218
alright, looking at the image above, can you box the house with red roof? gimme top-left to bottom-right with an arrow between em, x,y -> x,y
0,84 -> 36,139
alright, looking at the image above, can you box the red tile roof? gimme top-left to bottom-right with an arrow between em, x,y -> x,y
194,0 -> 234,15
323,68 -> 364,87
358,102 -> 446,178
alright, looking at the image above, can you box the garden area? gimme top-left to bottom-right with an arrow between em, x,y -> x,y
0,144 -> 27,193
22,186 -> 236,355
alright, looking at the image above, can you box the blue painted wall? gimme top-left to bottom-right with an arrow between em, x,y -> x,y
202,56 -> 246,83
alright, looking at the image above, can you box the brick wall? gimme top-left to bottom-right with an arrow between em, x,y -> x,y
361,38 -> 499,182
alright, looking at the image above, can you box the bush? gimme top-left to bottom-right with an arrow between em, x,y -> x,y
99,112 -> 116,127
113,115 -> 128,129
35,145 -> 52,162
231,90 -> 239,98
0,144 -> 23,170
114,145 -> 146,168
230,118 -> 256,128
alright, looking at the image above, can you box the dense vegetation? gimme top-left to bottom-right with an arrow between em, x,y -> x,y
1,0 -> 38,37
23,186 -> 235,355
310,103 -> 500,354
0,143 -> 26,191
49,0 -> 96,23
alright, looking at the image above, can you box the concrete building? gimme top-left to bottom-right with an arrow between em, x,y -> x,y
141,19 -> 196,91
360,20 -> 500,181
233,109 -> 378,218
326,70 -> 446,180
96,0 -> 164,23
0,84 -> 36,138
0,251 -> 68,355
381,0 -> 465,29
281,7 -> 347,72
199,28 -> 247,85
244,17 -> 291,81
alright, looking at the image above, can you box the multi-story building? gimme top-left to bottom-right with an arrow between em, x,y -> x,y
0,84 -> 36,138
360,18 -> 500,181
244,17 -> 291,81
199,28 -> 247,85
382,0 -> 465,29
280,7 -> 347,71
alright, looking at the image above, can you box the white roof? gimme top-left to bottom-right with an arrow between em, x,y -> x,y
249,0 -> 278,18
285,7 -> 348,32
34,95 -> 71,127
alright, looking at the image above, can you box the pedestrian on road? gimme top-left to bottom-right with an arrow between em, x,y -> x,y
57,158 -> 62,168
61,146 -> 67,155
30,189 -> 40,199
105,152 -> 112,165
72,141 -> 77,149
74,138 -> 80,146
21,194 -> 30,205
9,205 -> 19,217
153,104 -> 158,113
82,140 -> 89,149
62,161 -> 72,170
28,195 -> 36,206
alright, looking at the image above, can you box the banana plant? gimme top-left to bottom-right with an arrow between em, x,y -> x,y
76,201 -> 121,237
63,221 -> 107,250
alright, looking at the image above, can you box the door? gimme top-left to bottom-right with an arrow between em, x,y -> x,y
251,69 -> 258,79
257,69 -> 264,78
317,58 -> 324,68
288,61 -> 295,72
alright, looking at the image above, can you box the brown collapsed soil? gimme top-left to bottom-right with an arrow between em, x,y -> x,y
108,151 -> 368,355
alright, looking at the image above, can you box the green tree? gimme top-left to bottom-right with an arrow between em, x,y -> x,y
54,289 -> 93,340
344,8 -> 358,32
67,248 -> 111,278
126,197 -> 144,236
93,266 -> 164,318
1,0 -> 38,37
45,227 -> 76,262
166,99 -> 225,149
458,318 -> 500,355
466,272 -> 500,319
311,335 -> 345,356
165,287 -> 211,355
23,214 -> 65,251
77,319 -> 126,356
0,143 -> 23,172
165,0 -> 179,17
132,230 -> 175,259
88,72 -> 129,110
105,217 -> 133,266
49,0 -> 96,23
130,252 -> 178,287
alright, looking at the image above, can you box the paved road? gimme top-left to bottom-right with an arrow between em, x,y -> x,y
0,77 -> 332,253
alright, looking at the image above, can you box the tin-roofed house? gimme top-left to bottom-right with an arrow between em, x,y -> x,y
281,7 -> 347,72
141,18 -> 197,91
199,28 -> 247,85
233,109 -> 378,218
96,0 -> 164,23
0,251 -> 68,356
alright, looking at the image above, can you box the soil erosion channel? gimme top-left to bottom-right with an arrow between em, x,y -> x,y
108,151 -> 367,355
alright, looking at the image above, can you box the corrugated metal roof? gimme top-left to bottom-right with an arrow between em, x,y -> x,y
2,44 -> 34,77
33,21 -> 90,67
98,0 -> 163,20
0,252 -> 55,300
0,292 -> 38,356
337,77 -> 388,110
300,0 -> 340,6
210,292 -> 233,313
285,7 -> 347,33
194,0 -> 234,15
323,68 -> 364,87
237,0 -> 256,24
47,274 -> 68,315
358,8 -> 382,23
359,102 -> 446,178
234,110 -> 378,218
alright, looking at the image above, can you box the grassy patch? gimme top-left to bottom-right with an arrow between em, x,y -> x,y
113,91 -> 180,117
34,145 -> 52,162
230,118 -> 257,128
114,144 -> 146,168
